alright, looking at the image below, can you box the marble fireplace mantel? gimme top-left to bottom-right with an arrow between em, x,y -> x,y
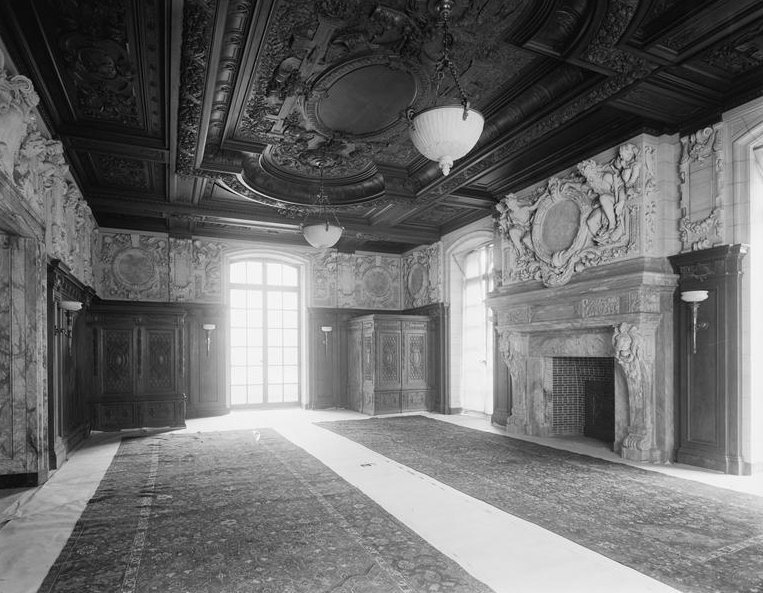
486,257 -> 678,463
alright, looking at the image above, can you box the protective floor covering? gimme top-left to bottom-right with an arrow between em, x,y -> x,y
317,416 -> 763,593
38,429 -> 494,593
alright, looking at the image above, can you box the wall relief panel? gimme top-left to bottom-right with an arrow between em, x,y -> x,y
402,243 -> 441,309
497,142 -> 652,287
169,238 -> 223,303
678,123 -> 724,252
97,232 -> 169,301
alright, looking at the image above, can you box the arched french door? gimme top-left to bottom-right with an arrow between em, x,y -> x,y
229,259 -> 301,407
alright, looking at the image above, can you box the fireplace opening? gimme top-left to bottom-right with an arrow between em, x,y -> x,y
551,357 -> 615,444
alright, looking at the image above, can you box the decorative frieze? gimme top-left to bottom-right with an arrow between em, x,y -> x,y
497,142 -> 650,287
577,296 -> 619,317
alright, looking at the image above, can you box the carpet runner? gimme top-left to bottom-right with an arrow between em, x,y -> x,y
317,416 -> 763,593
39,429 -> 494,593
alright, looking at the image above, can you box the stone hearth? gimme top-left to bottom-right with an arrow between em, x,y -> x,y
487,258 -> 678,463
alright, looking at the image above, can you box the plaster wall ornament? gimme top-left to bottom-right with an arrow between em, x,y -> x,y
612,321 -> 656,457
97,232 -> 169,301
497,142 -> 648,287
678,123 -> 725,252
336,253 -> 402,310
402,243 -> 442,309
191,239 -> 223,302
309,250 -> 338,308
0,49 -> 40,179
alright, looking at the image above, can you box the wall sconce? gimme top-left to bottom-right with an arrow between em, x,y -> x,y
55,300 -> 83,349
202,324 -> 216,357
321,325 -> 333,356
680,290 -> 709,354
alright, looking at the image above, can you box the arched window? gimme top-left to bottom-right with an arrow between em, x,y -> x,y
458,242 -> 494,414
229,259 -> 301,406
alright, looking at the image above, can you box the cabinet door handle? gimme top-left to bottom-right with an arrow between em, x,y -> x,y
93,328 -> 98,376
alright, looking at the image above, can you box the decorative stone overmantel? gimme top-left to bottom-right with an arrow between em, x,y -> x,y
487,257 -> 678,463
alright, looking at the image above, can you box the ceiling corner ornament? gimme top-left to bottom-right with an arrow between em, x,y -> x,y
407,0 -> 484,176
497,143 -> 644,287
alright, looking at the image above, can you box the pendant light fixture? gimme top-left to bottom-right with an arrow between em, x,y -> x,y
301,163 -> 344,249
408,0 -> 484,176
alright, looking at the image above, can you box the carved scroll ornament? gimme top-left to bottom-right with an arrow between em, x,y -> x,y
497,143 -> 644,287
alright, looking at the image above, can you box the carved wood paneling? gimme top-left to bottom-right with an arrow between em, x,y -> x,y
101,328 -> 133,394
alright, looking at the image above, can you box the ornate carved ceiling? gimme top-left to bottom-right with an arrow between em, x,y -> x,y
1,0 -> 762,252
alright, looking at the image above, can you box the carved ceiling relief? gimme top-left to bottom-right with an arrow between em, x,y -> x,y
97,232 -> 169,301
678,123 -> 724,252
236,0 -> 532,190
496,142 -> 651,287
402,242 -> 442,309
52,0 -> 141,125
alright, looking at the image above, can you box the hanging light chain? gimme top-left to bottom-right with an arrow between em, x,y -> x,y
435,2 -> 471,120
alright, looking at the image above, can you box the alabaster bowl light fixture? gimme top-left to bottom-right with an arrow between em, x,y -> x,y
408,0 -> 484,176
301,163 -> 343,249
202,323 -> 216,357
680,290 -> 709,354
56,300 -> 83,348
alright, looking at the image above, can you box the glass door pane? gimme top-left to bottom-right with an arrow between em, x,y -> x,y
229,261 -> 301,406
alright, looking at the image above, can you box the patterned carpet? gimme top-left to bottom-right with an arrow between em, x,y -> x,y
39,429 -> 494,593
317,416 -> 763,593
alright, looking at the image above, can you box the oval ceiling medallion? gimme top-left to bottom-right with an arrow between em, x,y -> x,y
305,54 -> 430,141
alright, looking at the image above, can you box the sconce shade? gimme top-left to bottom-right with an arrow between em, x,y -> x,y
302,221 -> 343,249
202,324 -> 216,331
409,105 -> 484,176
681,290 -> 708,303
59,300 -> 83,311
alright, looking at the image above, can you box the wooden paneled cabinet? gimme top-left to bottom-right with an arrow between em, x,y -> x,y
346,314 -> 432,415
89,302 -> 186,431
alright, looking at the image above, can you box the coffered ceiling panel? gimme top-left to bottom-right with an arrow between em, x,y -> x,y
2,0 -> 762,253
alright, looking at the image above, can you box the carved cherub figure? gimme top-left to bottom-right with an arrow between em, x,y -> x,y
497,193 -> 539,259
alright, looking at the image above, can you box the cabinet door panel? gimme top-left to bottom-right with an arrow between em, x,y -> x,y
143,328 -> 177,394
101,328 -> 135,395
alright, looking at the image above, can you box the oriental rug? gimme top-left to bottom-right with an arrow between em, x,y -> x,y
39,429 -> 493,593
317,416 -> 763,593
